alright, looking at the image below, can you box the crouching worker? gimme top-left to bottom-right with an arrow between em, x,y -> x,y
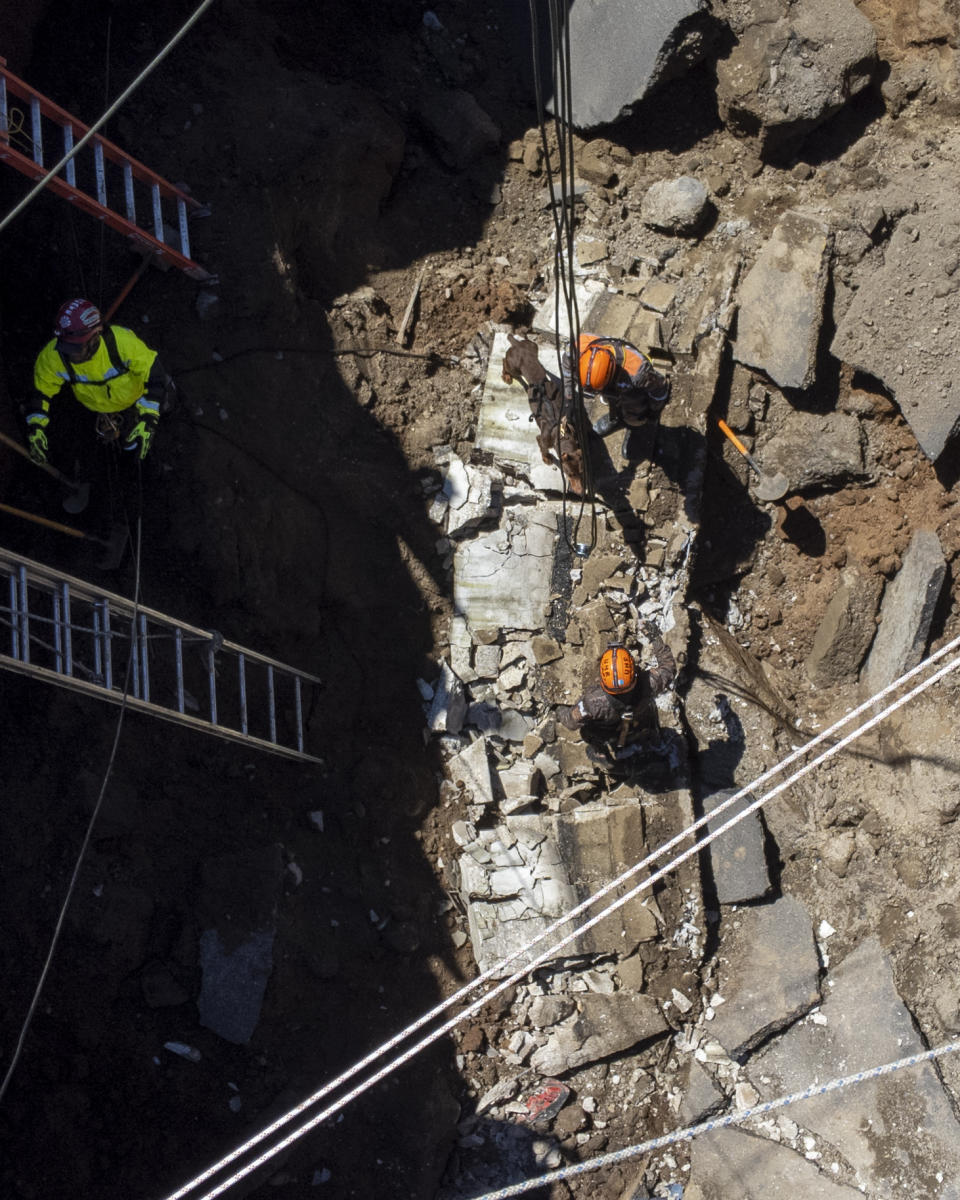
562,333 -> 670,461
556,621 -> 676,770
26,298 -> 171,475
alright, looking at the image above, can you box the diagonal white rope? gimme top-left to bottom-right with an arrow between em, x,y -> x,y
162,633 -> 960,1200
0,0 -> 216,237
464,1038 -> 960,1199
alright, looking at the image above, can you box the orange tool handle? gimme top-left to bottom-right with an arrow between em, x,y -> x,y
717,419 -> 762,477
0,500 -> 87,539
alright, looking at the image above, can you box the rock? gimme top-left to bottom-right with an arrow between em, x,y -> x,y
415,87 -> 500,168
691,1127 -> 863,1198
677,1057 -> 725,1125
716,0 -> 877,156
733,211 -> 831,390
821,830 -> 856,877
703,787 -> 770,904
576,238 -> 608,266
448,737 -> 495,806
761,411 -> 866,490
530,992 -> 668,1075
749,939 -> 960,1196
861,530 -> 946,693
498,709 -> 537,742
428,661 -> 468,735
531,635 -> 562,665
197,928 -> 275,1045
641,175 -> 710,235
831,189 -> 960,462
709,895 -> 820,1058
555,0 -> 714,129
804,568 -> 883,686
474,642 -> 501,679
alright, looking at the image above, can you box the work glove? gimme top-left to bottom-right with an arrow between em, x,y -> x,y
28,425 -> 49,464
123,416 -> 157,461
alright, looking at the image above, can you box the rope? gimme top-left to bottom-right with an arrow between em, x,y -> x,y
528,0 -> 597,556
0,466 -> 145,1105
161,633 -> 960,1200
465,1039 -> 960,1200
0,0 -> 217,237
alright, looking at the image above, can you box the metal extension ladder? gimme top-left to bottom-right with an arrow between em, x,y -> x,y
0,56 -> 214,281
0,548 -> 322,764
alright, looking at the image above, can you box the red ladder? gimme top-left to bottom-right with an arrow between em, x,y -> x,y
0,56 -> 214,281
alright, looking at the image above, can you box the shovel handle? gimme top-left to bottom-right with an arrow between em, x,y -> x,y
717,419 -> 762,477
0,499 -> 88,540
0,428 -> 73,486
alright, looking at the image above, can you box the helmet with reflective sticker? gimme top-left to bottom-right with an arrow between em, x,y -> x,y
579,341 -> 616,391
600,643 -> 636,695
54,298 -> 103,344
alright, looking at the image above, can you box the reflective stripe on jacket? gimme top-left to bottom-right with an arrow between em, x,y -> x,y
33,325 -> 158,414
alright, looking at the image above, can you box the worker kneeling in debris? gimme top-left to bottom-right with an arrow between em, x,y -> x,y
557,621 -> 676,770
26,298 -> 170,472
562,333 -> 670,460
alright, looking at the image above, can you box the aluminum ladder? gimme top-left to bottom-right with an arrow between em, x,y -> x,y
0,56 -> 214,281
0,548 -> 322,764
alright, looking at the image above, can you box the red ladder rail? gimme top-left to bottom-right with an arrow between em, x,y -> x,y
0,56 -> 214,281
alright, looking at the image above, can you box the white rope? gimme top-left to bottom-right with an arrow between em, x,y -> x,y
162,634 -> 960,1200
0,0 -> 217,238
464,1038 -> 960,1200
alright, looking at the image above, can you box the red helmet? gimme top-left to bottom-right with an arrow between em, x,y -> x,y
579,341 -> 617,391
54,298 -> 102,344
600,643 -> 636,695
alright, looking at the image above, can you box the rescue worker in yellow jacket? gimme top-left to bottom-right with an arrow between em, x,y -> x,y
26,298 -> 169,467
561,333 -> 670,460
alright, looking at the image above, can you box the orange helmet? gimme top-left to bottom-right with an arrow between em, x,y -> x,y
600,643 -> 636,695
579,341 -> 617,391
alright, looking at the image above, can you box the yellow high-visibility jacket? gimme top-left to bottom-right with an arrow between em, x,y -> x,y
32,325 -> 158,415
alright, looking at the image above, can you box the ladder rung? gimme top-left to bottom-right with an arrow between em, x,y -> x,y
1,76 -> 8,138
123,162 -> 135,223
29,97 -> 42,166
294,676 -> 304,753
174,626 -> 185,714
101,600 -> 113,690
177,196 -> 190,259
139,612 -> 150,703
151,183 -> 163,242
8,574 -> 18,659
207,639 -> 218,725
17,565 -> 29,665
267,665 -> 276,744
238,653 -> 248,735
62,124 -> 75,188
130,617 -> 140,699
93,141 -> 106,209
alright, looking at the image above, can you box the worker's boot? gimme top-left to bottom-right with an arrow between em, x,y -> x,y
592,411 -> 621,438
621,428 -> 644,462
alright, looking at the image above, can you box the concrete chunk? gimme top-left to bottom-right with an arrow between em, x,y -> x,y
703,788 -> 770,905
749,939 -> 960,1198
428,661 -> 468,735
691,1128 -> 863,1199
761,411 -> 865,490
734,211 -> 831,390
862,530 -> 946,693
529,992 -> 668,1076
641,175 -> 710,236
709,895 -> 820,1058
448,737 -> 495,806
805,568 -> 883,686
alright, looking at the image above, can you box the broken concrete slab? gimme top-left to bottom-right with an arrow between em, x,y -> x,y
749,938 -> 960,1198
453,502 -> 561,633
448,737 -> 495,806
554,0 -> 713,130
761,410 -> 866,490
805,567 -> 883,686
703,788 -> 770,905
445,463 -> 502,539
196,845 -> 283,1045
716,0 -> 877,156
709,895 -> 820,1058
677,1057 -> 725,1125
690,1127 -> 863,1199
476,331 -> 565,493
861,530 -> 947,693
532,278 -> 607,336
734,211 -> 832,390
831,188 -> 960,461
428,661 -> 468,735
529,991 -> 668,1076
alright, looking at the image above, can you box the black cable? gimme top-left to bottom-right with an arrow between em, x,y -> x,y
0,465 -> 145,1106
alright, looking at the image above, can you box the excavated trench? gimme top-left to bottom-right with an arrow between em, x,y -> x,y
3,1 -> 960,1199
